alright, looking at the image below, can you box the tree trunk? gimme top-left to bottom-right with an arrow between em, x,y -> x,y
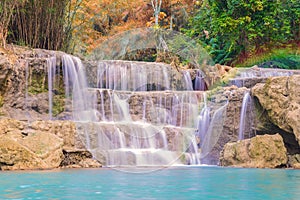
0,26 -> 5,47
151,0 -> 162,27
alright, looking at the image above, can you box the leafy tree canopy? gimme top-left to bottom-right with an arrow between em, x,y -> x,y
184,0 -> 300,65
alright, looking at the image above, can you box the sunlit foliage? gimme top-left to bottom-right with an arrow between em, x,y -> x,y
185,0 -> 300,65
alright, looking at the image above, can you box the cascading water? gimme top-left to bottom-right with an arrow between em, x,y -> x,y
96,61 -> 172,91
55,56 -> 205,166
195,70 -> 207,91
62,55 -> 97,122
182,71 -> 194,91
197,92 -> 210,146
199,101 -> 228,164
238,91 -> 252,140
29,51 -> 243,167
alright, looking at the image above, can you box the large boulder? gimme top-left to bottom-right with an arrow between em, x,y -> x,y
0,136 -> 48,170
17,131 -> 64,168
252,75 -> 300,145
0,118 -> 101,170
220,134 -> 288,168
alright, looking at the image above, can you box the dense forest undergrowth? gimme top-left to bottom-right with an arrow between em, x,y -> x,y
0,0 -> 299,68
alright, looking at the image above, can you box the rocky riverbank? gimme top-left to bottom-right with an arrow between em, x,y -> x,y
0,118 -> 101,170
220,74 -> 300,168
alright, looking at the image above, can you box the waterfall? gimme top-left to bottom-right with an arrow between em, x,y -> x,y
77,121 -> 195,166
42,55 -> 243,167
238,92 -> 251,140
183,71 -> 194,91
95,61 -> 200,91
62,55 -> 98,122
200,101 -> 228,164
58,57 -> 203,166
197,92 -> 210,146
195,70 -> 206,91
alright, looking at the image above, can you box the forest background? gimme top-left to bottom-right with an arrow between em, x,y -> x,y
0,0 -> 299,67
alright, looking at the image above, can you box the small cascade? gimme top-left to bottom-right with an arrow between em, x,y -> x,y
199,101 -> 228,164
96,61 -> 174,91
197,92 -> 210,146
182,71 -> 194,91
238,92 -> 251,140
62,55 -> 97,121
76,121 -> 198,166
194,70 -> 207,91
112,91 -> 131,121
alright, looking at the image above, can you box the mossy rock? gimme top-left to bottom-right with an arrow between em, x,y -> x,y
52,94 -> 66,117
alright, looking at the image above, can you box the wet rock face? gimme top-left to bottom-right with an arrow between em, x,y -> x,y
201,86 -> 255,165
252,75 -> 300,148
0,46 -> 67,121
0,118 -> 101,170
0,55 -> 13,96
220,134 -> 288,168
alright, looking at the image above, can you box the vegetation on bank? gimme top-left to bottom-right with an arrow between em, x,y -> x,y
0,0 -> 299,68
184,0 -> 299,66
1,0 -> 192,54
235,48 -> 300,69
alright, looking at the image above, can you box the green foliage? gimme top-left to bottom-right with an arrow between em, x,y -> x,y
184,0 -> 300,65
236,48 -> 300,69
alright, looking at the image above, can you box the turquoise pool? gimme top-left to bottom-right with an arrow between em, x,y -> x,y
0,166 -> 299,199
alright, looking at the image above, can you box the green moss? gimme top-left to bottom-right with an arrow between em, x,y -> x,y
28,84 -> 48,94
28,69 -> 48,94
0,95 -> 3,107
52,94 -> 65,117
206,86 -> 223,101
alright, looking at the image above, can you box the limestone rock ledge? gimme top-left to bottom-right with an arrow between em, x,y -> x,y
0,118 -> 101,170
252,75 -> 300,145
219,134 -> 288,168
